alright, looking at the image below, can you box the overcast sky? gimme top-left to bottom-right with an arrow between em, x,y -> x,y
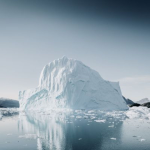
0,0 -> 150,101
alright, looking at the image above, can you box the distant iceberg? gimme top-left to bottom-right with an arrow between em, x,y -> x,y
0,97 -> 19,108
19,56 -> 128,111
136,98 -> 150,104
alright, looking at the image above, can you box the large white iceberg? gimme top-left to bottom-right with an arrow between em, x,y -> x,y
19,56 -> 128,111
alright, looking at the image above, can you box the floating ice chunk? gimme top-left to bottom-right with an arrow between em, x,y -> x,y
91,116 -> 96,120
76,116 -> 82,119
140,139 -> 146,142
108,125 -> 114,128
110,138 -> 116,140
19,134 -> 37,139
94,119 -> 106,123
84,116 -> 88,119
78,138 -> 82,140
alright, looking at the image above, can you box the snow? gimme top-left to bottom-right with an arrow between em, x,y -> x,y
19,56 -> 128,111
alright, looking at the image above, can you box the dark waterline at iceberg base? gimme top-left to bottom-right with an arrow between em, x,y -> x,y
0,109 -> 150,150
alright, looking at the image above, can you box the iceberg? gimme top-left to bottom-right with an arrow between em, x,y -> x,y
19,56 -> 128,111
136,98 -> 150,104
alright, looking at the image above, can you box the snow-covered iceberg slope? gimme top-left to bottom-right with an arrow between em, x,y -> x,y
19,56 -> 128,111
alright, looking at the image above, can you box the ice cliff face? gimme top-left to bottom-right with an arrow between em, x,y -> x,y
19,56 -> 128,111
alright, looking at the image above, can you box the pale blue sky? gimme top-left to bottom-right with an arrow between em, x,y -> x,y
0,0 -> 150,101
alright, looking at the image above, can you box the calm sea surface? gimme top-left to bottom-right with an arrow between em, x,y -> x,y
0,109 -> 150,150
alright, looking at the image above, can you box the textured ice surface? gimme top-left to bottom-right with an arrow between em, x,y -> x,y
19,56 -> 128,111
125,107 -> 150,119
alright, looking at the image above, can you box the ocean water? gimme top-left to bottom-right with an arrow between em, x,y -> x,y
0,109 -> 150,150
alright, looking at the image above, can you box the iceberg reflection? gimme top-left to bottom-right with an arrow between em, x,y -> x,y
18,110 -> 125,150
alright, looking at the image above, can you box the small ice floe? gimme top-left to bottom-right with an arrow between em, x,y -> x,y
108,125 -> 114,128
85,113 -> 95,116
94,119 -> 106,123
7,133 -> 12,136
76,116 -> 82,119
78,138 -> 82,140
75,110 -> 82,113
110,138 -> 116,140
84,116 -> 88,119
90,116 -> 96,120
87,124 -> 90,125
139,139 -> 146,142
88,110 -> 95,114
19,134 -> 37,139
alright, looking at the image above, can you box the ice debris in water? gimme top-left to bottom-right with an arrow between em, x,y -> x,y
110,138 -> 116,140
0,108 -> 19,118
108,125 -> 114,128
94,119 -> 106,123
78,138 -> 82,140
19,56 -> 128,111
125,107 -> 150,119
140,139 -> 146,142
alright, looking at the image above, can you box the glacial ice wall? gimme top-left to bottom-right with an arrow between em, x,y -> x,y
19,56 -> 128,111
